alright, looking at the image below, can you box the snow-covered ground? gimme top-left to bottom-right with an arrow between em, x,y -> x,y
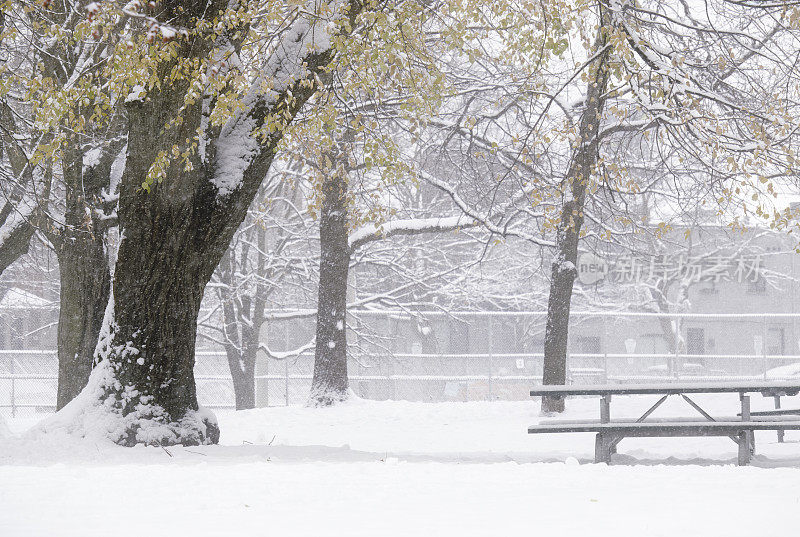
2,394 -> 800,536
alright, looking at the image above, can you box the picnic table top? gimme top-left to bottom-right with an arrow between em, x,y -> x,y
529,380 -> 800,397
527,420 -> 800,434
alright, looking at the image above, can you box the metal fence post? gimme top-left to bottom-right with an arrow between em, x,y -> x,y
566,314 -> 572,384
487,314 -> 493,400
602,315 -> 608,381
264,356 -> 272,407
673,316 -> 680,379
388,359 -> 395,401
10,353 -> 15,418
284,358 -> 289,406
763,316 -> 768,379
390,317 -> 397,400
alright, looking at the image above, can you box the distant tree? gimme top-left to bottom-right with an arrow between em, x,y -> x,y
200,169 -> 316,410
302,0 -> 563,404
534,0 -> 800,412
311,173 -> 474,404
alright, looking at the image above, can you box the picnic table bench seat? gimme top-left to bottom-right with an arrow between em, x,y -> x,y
528,420 -> 800,464
740,408 -> 800,417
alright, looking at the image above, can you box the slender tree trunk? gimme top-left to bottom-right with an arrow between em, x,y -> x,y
217,222 -> 264,411
54,143 -> 114,409
234,364 -> 256,409
649,280 -> 678,354
310,170 -> 350,406
542,12 -> 612,413
220,286 -> 258,410
56,234 -> 110,409
542,236 -> 580,413
226,347 -> 256,410
221,285 -> 258,411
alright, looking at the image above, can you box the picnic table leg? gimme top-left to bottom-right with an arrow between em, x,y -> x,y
600,394 -> 611,423
598,395 -> 615,457
737,432 -> 751,466
740,394 -> 755,455
774,395 -> 785,443
595,433 -> 611,464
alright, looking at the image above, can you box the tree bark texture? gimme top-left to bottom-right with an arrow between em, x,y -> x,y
54,143 -> 114,409
310,170 -> 350,405
542,12 -> 612,413
55,230 -> 110,409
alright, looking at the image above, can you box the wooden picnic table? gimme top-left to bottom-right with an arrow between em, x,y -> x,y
528,381 -> 800,465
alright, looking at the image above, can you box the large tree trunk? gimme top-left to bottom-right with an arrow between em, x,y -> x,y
541,11 -> 612,413
94,78 -> 243,444
310,170 -> 350,406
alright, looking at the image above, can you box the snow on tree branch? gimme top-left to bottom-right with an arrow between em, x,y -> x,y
348,214 -> 476,253
211,0 -> 350,197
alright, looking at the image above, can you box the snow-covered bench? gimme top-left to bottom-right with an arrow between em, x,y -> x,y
528,381 -> 800,465
528,420 -> 800,465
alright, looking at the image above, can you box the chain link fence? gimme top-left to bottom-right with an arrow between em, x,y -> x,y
0,351 -> 238,418
3,309 -> 800,417
258,310 -> 800,406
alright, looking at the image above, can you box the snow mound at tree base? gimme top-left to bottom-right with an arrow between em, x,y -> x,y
307,387 -> 360,408
110,405 -> 220,447
31,361 -> 219,447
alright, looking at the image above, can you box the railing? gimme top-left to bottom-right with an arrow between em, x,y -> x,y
252,351 -> 800,407
3,351 -> 800,416
4,311 -> 800,415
